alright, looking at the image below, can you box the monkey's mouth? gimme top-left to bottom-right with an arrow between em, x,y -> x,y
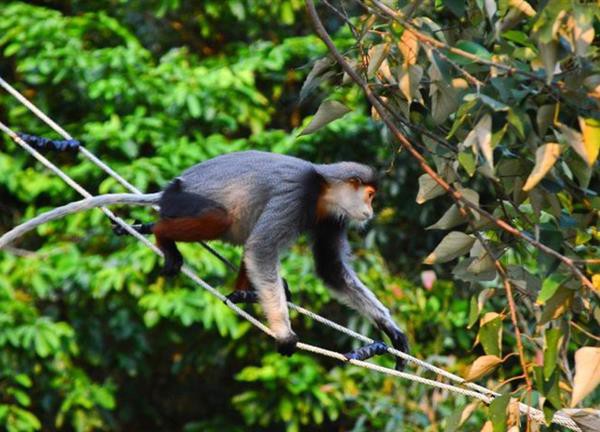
349,211 -> 373,226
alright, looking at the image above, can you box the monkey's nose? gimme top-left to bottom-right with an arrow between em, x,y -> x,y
362,210 -> 373,219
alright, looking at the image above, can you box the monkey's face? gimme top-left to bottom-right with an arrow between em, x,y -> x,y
320,178 -> 376,223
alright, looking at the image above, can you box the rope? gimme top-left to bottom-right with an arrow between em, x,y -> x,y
0,79 -> 581,431
0,75 -> 236,271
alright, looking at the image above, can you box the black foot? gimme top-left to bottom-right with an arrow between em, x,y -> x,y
282,278 -> 292,301
344,341 -> 389,363
225,290 -> 258,304
388,331 -> 409,371
276,333 -> 299,357
226,279 -> 291,304
17,132 -> 80,152
161,255 -> 183,277
375,321 -> 410,371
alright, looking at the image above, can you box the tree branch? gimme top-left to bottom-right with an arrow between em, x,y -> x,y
305,0 -> 594,291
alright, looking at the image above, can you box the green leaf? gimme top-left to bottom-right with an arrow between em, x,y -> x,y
416,173 -> 446,204
534,366 -> 562,410
458,152 -> 477,177
9,388 -> 31,407
14,374 -> 32,388
468,296 -> 480,329
478,94 -> 509,111
186,95 -> 201,118
445,405 -> 464,432
423,231 -> 476,264
507,109 -> 525,139
447,41 -> 492,65
502,30 -> 535,48
489,393 -> 510,432
539,285 -> 574,325
479,313 -> 502,357
299,100 -> 352,135
543,328 -> 562,379
537,273 -> 563,304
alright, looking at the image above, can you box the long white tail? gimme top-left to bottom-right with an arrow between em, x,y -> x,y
0,193 -> 161,249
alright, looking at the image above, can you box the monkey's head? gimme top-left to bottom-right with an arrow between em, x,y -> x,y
315,162 -> 378,223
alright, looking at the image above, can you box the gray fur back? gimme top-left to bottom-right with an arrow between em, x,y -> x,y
178,151 -> 314,244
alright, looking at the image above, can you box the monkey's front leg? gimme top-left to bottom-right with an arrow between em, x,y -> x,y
244,250 -> 298,356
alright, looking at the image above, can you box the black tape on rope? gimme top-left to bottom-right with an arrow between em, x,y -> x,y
17,133 -> 80,152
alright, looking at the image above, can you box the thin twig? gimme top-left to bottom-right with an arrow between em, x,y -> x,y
369,0 -> 548,84
472,231 -> 532,392
570,321 -> 600,342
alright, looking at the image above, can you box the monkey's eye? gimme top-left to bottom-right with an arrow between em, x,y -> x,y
348,176 -> 362,185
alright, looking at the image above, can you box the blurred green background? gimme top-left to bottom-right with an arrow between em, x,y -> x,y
1,1 -> 596,431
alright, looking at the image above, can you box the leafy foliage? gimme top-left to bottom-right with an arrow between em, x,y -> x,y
302,0 -> 600,430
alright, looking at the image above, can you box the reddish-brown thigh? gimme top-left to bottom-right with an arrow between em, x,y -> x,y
152,209 -> 232,242
234,260 -> 252,291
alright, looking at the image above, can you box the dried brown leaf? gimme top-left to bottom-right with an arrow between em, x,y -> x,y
399,29 -> 419,65
571,347 -> 600,407
466,355 -> 503,381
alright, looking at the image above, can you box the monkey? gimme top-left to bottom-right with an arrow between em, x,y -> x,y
0,151 -> 409,369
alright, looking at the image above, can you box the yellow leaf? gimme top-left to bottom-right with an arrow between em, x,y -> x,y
423,231 -> 476,264
481,421 -> 493,432
559,122 -> 598,167
579,117 -> 600,166
571,347 -> 600,407
522,143 -> 561,191
398,29 -> 419,65
509,0 -> 536,16
480,311 -> 501,326
398,64 -> 423,103
593,274 -> 600,292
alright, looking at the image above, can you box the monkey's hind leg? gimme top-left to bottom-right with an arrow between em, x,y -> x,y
152,208 -> 232,277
